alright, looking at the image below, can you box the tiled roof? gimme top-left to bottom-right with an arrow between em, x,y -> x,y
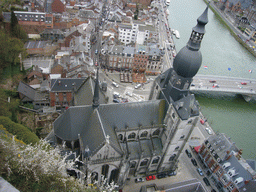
50,78 -> 86,92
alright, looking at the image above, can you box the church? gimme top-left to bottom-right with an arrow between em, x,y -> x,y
46,7 -> 209,188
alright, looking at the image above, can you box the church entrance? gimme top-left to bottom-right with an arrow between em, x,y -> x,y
101,164 -> 109,179
109,168 -> 119,184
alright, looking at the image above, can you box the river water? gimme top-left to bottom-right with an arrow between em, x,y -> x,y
168,0 -> 256,160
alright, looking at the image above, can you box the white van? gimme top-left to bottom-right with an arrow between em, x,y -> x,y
112,82 -> 119,88
135,84 -> 142,89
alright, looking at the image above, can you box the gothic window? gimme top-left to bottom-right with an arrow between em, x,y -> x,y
172,113 -> 175,119
140,131 -> 148,138
152,157 -> 160,164
118,134 -> 123,141
169,154 -> 176,161
128,132 -> 136,140
152,129 -> 160,136
130,161 -> 136,168
74,140 -> 80,148
140,159 -> 148,167
180,135 -> 185,139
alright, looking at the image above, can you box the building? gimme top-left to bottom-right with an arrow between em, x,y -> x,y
198,133 -> 256,192
46,7 -> 209,189
49,78 -> 86,109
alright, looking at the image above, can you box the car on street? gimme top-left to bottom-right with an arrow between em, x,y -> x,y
205,127 -> 213,135
95,49 -> 98,54
197,168 -> 204,176
203,177 -> 211,186
113,92 -> 120,98
191,158 -> 198,166
241,82 -> 247,85
200,119 -> 205,125
146,175 -> 156,181
135,84 -> 142,89
168,171 -> 177,176
135,177 -> 144,183
126,92 -> 133,97
157,173 -> 167,179
185,149 -> 192,158
113,99 -> 120,103
212,84 -> 219,88
191,83 -> 195,86
112,82 -> 119,88
209,80 -> 216,83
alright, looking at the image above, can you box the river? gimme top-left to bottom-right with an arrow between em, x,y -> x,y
168,0 -> 256,160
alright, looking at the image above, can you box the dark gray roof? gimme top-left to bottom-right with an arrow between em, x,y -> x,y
53,100 -> 166,156
127,141 -> 141,160
173,46 -> 202,78
74,77 -> 108,106
50,78 -> 86,92
98,100 -> 166,130
207,133 -> 238,161
17,81 -> 36,101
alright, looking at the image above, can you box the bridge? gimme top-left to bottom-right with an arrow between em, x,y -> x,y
190,75 -> 256,102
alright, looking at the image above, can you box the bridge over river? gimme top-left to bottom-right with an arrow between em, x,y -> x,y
190,75 -> 256,102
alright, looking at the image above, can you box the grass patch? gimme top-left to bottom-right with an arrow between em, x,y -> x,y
1,65 -> 22,81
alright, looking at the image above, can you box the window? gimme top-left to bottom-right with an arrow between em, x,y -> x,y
140,131 -> 148,138
152,129 -> 160,136
175,146 -> 180,151
172,113 -> 175,119
128,132 -> 136,139
140,159 -> 148,167
118,134 -> 123,141
152,157 -> 160,164
169,154 -> 176,161
130,161 -> 136,168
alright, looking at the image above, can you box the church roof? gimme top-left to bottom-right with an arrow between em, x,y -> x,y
53,99 -> 166,156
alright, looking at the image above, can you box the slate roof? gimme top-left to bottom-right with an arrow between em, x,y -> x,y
53,100 -> 166,156
74,77 -> 107,106
50,78 -> 86,92
228,0 -> 252,9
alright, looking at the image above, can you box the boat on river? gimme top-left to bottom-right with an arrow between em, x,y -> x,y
171,29 -> 180,39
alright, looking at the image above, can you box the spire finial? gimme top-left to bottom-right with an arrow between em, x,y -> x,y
186,6 -> 209,51
92,67 -> 100,108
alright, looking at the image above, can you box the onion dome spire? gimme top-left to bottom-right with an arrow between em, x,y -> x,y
187,6 -> 209,51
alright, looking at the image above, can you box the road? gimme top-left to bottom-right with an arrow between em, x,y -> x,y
191,74 -> 256,95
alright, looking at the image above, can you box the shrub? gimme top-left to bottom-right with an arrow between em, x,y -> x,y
0,116 -> 39,145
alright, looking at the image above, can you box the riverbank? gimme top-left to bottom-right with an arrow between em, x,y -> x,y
204,0 -> 256,58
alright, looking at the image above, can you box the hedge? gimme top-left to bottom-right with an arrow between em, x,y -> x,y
0,116 -> 39,145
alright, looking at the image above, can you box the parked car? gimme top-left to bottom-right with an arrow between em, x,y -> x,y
197,168 -> 204,176
200,119 -> 205,125
212,84 -> 219,88
157,173 -> 167,179
191,158 -> 198,166
113,92 -> 120,98
209,80 -> 216,83
241,82 -> 247,85
95,49 -> 98,54
126,92 -> 133,97
112,82 -> 119,88
185,149 -> 192,158
168,171 -> 177,176
135,177 -> 144,183
113,99 -> 120,103
191,83 -> 195,86
146,175 -> 156,181
205,127 -> 213,135
135,84 -> 142,89
203,177 -> 210,186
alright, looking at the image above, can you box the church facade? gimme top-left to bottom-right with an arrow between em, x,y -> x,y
46,7 -> 209,189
